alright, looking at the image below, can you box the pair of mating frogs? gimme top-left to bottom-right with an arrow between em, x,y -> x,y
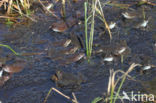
51,69 -> 86,89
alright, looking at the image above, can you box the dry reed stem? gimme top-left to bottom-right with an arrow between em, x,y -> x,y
43,87 -> 78,103
72,92 -> 79,103
107,69 -> 113,94
107,63 -> 141,95
38,0 -> 59,19
7,0 -> 12,14
0,0 -> 8,7
97,0 -> 112,40
0,16 -> 14,19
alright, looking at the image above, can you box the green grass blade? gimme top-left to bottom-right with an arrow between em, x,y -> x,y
0,44 -> 20,56
91,97 -> 103,103
113,75 -> 126,103
84,2 -> 89,58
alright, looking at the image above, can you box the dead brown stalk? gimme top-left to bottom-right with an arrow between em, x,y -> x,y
43,87 -> 79,103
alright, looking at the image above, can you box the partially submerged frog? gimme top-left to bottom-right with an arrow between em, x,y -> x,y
94,40 -> 130,56
51,21 -> 68,33
58,46 -> 78,55
58,53 -> 85,65
94,40 -> 131,62
52,39 -> 71,47
0,66 -> 11,86
51,69 -> 86,89
70,33 -> 84,49
113,40 -> 131,56
0,60 -> 25,86
47,46 -> 79,61
51,17 -> 77,33
130,54 -> 155,74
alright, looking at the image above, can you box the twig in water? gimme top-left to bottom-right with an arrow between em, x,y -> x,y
43,87 -> 79,103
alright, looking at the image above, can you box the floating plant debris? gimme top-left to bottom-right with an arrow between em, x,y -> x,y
142,65 -> 152,71
109,22 -> 116,29
122,12 -> 136,19
136,20 -> 149,28
114,47 -> 127,56
45,3 -> 53,11
117,47 -> 126,54
142,64 -> 156,71
103,56 -> 114,62
137,0 -> 156,6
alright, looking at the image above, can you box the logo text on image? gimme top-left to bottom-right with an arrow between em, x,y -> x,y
122,91 -> 155,102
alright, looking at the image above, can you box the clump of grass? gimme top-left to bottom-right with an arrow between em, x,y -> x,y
84,0 -> 112,60
108,64 -> 138,103
84,0 -> 98,60
0,0 -> 31,16
0,0 -> 41,22
91,63 -> 141,103
84,1 -> 95,60
95,0 -> 112,40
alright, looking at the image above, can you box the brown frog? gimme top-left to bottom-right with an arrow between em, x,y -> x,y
47,47 -> 79,61
129,54 -> 156,74
70,33 -> 84,49
93,45 -> 114,55
57,46 -> 78,55
52,39 -> 71,47
94,40 -> 131,59
0,60 -> 25,86
113,40 -> 131,56
58,53 -> 85,65
51,69 -> 86,89
51,17 -> 77,33
51,21 -> 68,33
2,60 -> 26,73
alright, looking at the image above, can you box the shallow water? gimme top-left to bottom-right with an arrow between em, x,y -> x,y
0,0 -> 156,103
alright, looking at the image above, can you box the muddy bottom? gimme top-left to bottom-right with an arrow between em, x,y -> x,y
0,0 -> 156,103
